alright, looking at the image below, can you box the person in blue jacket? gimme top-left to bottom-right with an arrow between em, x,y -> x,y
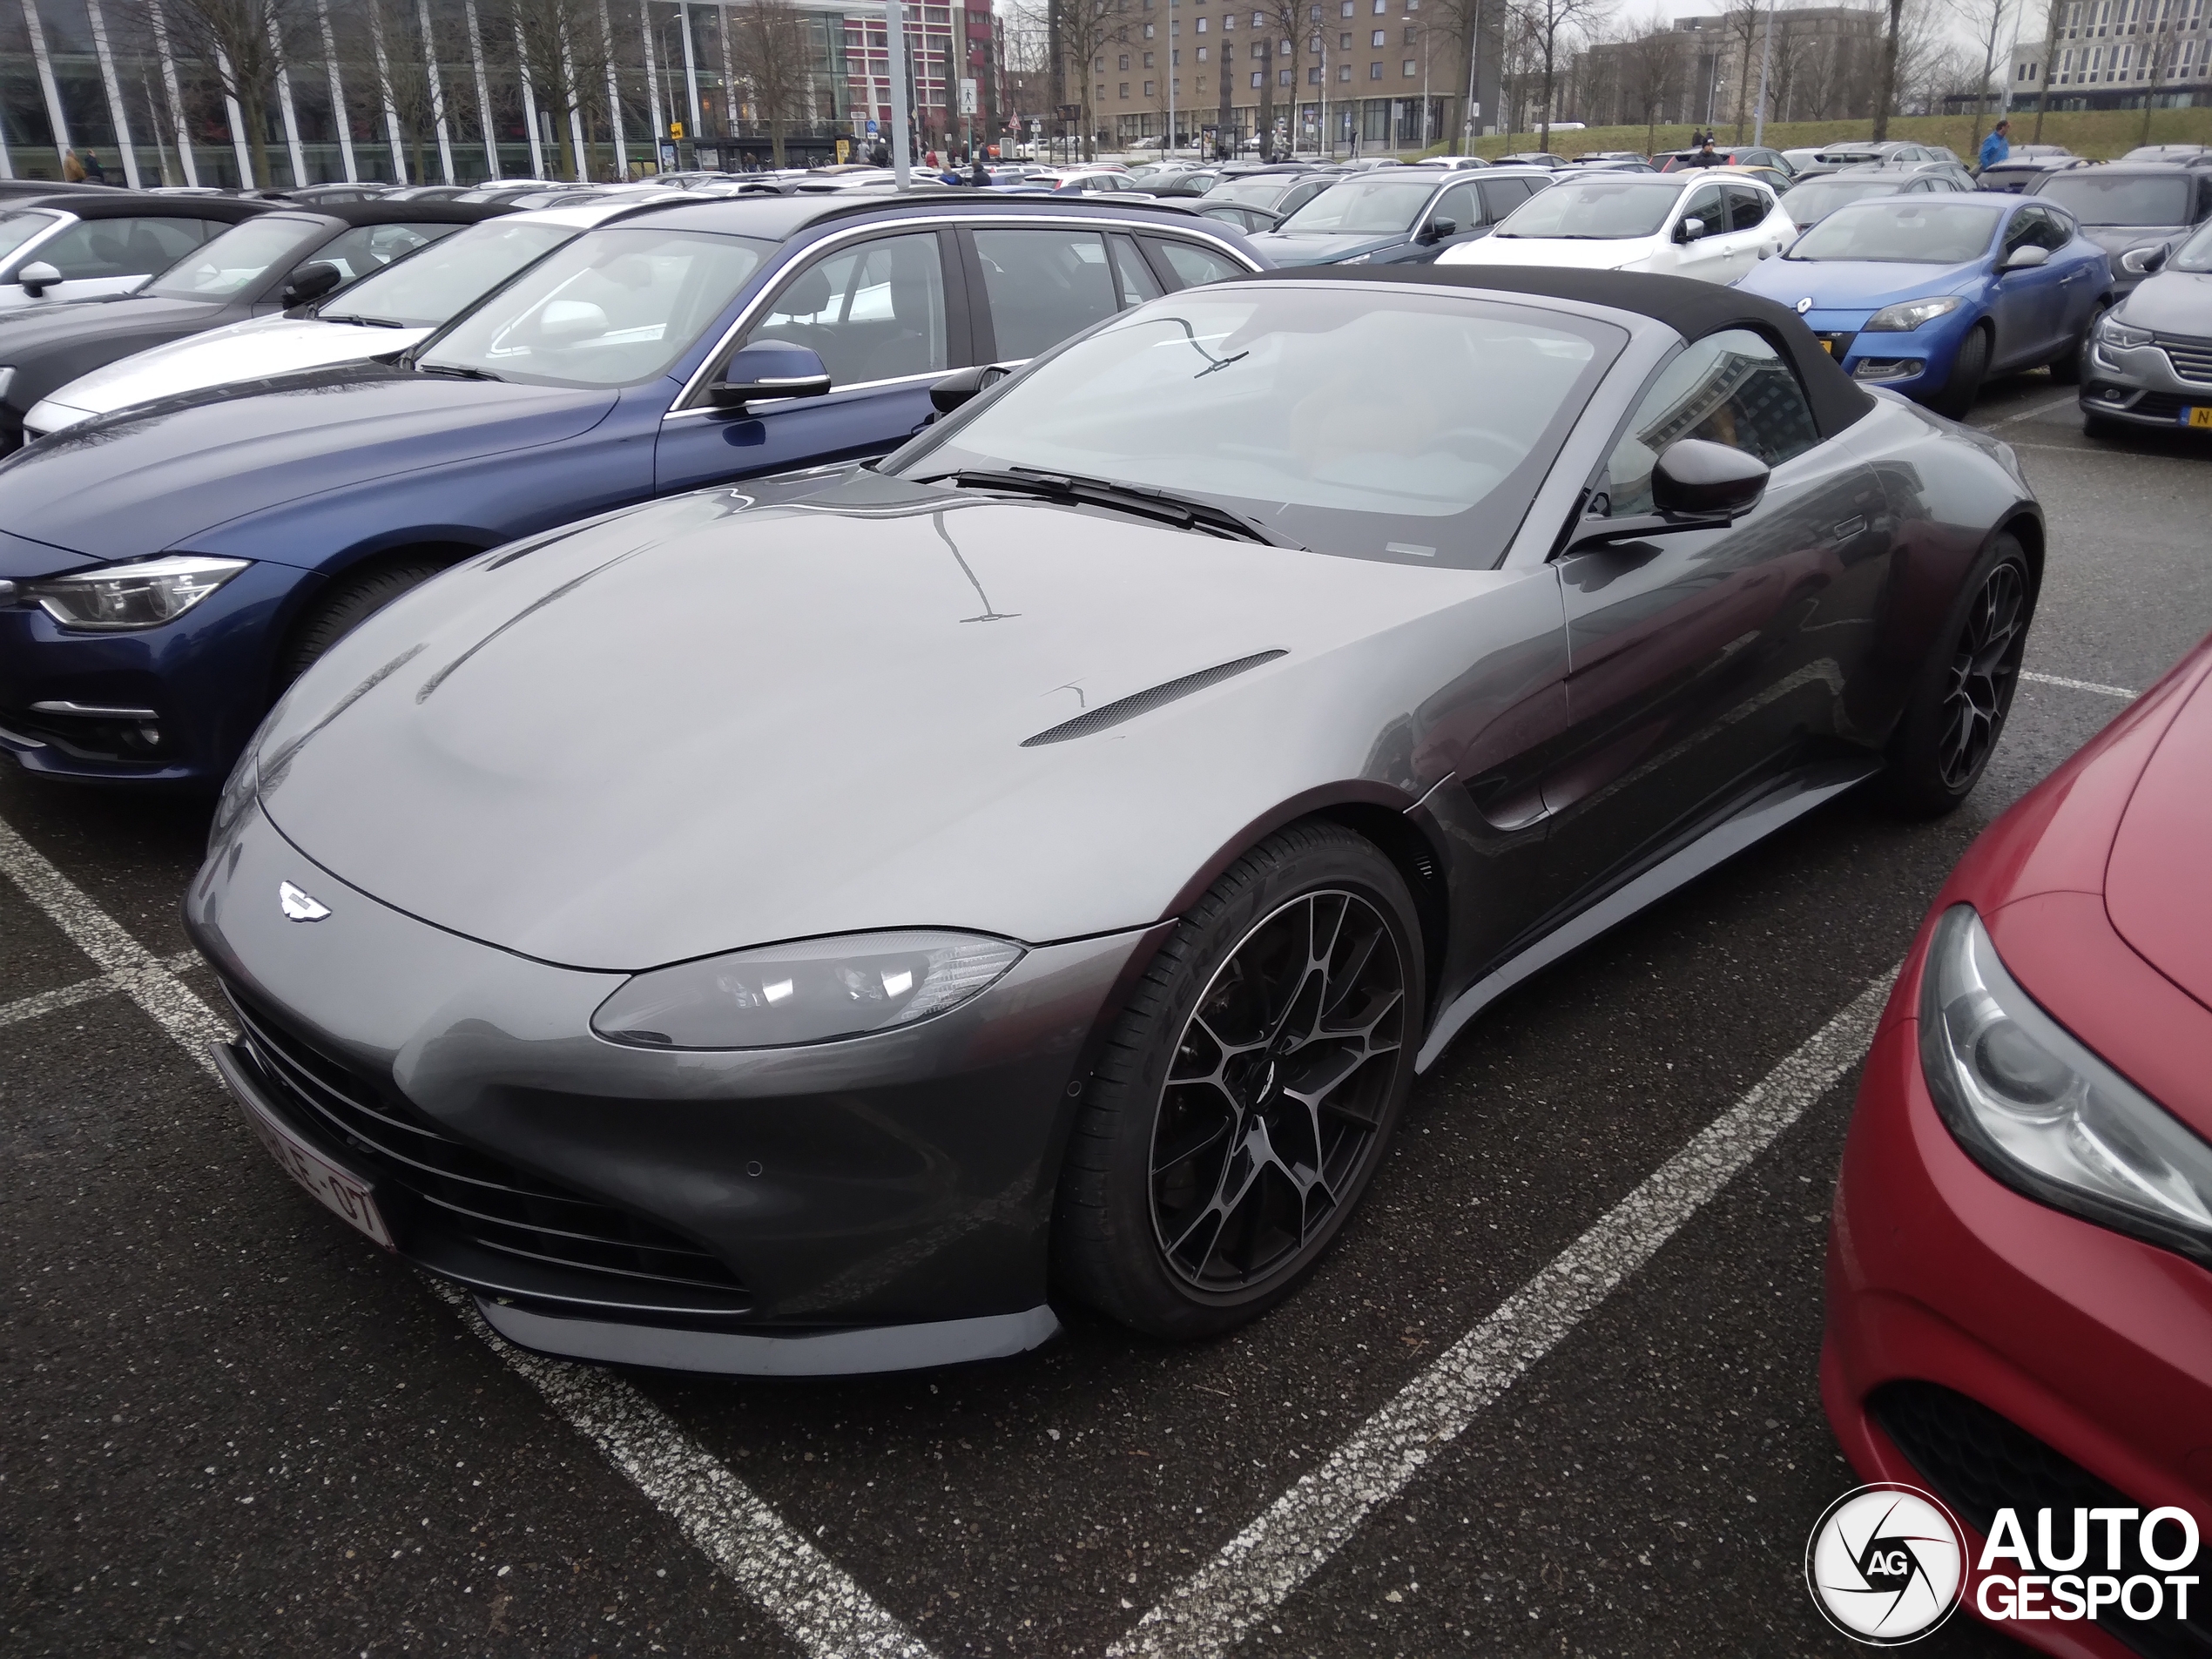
1978,119 -> 2010,173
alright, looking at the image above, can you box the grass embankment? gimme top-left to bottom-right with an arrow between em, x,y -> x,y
1412,106 -> 2212,163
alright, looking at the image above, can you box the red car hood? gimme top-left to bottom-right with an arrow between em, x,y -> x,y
2107,667 -> 2212,1015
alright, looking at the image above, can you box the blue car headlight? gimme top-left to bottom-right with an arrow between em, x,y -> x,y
1919,906 -> 2212,1267
1863,294 -> 1965,333
25,554 -> 248,631
593,930 -> 1026,1049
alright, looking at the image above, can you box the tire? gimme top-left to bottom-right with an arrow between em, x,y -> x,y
1054,822 -> 1424,1339
1878,533 -> 2034,819
277,557 -> 448,686
2047,303 -> 2103,386
1928,324 -> 1991,419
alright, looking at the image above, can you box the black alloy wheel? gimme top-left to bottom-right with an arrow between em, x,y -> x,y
1055,823 -> 1422,1338
1150,888 -> 1405,1292
1879,532 -> 2034,817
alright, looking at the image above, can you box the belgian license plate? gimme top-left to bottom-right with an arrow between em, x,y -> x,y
2184,407 -> 2212,428
1821,338 -> 1837,354
220,1049 -> 394,1247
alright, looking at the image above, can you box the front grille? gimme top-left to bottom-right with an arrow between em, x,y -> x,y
223,981 -> 750,1311
1870,1380 -> 2212,1659
2122,391 -> 2198,421
2156,332 -> 2212,384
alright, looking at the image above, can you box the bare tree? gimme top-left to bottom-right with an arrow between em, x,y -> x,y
728,0 -> 809,166
1957,0 -> 2017,158
2028,0 -> 2060,139
1871,0 -> 1905,134
1616,12 -> 1683,156
506,0 -> 610,179
1509,0 -> 1604,152
144,0 -> 314,186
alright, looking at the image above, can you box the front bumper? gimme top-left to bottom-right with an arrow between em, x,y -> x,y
2080,335 -> 2212,429
1823,988 -> 2212,1655
1807,307 -> 1968,401
187,799 -> 1157,1372
0,558 -> 314,786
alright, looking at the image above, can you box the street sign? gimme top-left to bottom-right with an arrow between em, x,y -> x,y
866,118 -> 880,137
959,77 -> 978,115
836,138 -> 851,162
670,120 -> 684,140
659,141 -> 678,169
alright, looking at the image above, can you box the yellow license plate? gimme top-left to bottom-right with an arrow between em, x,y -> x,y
1821,339 -> 1836,354
2187,407 -> 2212,428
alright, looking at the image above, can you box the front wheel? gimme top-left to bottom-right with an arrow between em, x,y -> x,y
2047,303 -> 2104,386
1928,324 -> 1991,420
1054,823 -> 1422,1339
1878,534 -> 2034,819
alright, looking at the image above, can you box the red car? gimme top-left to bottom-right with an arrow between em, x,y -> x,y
1824,632 -> 2212,1656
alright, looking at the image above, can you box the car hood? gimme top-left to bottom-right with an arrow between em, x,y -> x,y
1440,235 -> 1653,272
0,292 -> 226,363
2080,221 -> 2188,260
1247,230 -> 1407,266
252,479 -> 1508,969
2112,267 -> 2212,334
2105,666 -> 2212,1015
29,314 -> 433,429
1739,257 -> 1979,314
0,368 -> 618,565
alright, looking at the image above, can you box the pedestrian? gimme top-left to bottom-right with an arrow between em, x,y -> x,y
1979,119 -> 2010,174
971,154 -> 989,186
83,152 -> 108,184
61,147 -> 85,183
1683,135 -> 1722,167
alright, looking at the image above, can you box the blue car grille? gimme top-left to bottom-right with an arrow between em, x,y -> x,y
2155,332 -> 2212,384
222,980 -> 751,1307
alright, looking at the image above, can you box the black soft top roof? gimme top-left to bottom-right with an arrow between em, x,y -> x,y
3,189 -> 270,225
1235,263 -> 1875,438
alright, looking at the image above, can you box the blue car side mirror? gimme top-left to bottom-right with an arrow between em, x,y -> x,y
2000,244 -> 2052,273
709,342 -> 833,410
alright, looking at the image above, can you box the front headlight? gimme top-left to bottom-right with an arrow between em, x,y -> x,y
26,554 -> 248,631
0,367 -> 16,401
1337,252 -> 1372,264
592,929 -> 1025,1049
1919,906 -> 2212,1267
2097,312 -> 2155,349
2120,242 -> 2168,274
1864,294 -> 1966,332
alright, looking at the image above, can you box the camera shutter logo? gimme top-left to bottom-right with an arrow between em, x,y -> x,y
1805,1483 -> 1967,1644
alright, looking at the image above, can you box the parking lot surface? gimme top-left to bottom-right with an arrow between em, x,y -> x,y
5,373 -> 2209,1658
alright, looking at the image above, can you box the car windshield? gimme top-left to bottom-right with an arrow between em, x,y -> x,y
1208,177 -> 1292,205
1779,177 -> 1906,219
321,219 -> 577,327
1278,178 -> 1440,234
418,226 -> 770,388
2171,218 -> 2212,273
1496,177 -> 1682,239
145,214 -> 320,297
2036,172 -> 2193,226
1787,201 -> 2000,264
0,209 -> 59,262
890,287 -> 1622,568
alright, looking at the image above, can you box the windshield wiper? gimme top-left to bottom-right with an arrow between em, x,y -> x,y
322,314 -> 407,328
415,361 -> 502,381
922,468 -> 1294,547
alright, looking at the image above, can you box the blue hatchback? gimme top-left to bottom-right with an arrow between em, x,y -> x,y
0,194 -> 1263,787
1736,192 -> 2111,416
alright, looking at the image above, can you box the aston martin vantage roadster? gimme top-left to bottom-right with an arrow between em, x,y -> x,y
187,266 -> 2043,1376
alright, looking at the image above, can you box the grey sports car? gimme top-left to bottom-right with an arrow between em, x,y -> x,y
188,266 -> 2043,1376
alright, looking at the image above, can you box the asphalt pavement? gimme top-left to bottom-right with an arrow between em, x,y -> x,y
4,370 -> 2208,1658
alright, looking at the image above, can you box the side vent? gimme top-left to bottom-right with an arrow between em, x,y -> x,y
1021,651 -> 1287,747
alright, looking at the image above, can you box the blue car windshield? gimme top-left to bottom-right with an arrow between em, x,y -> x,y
894,287 -> 1623,569
1278,179 -> 1440,235
1787,201 -> 2000,264
419,226 -> 772,388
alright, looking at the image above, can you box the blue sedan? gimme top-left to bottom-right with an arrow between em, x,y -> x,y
1737,192 -> 2111,416
0,194 -> 1262,788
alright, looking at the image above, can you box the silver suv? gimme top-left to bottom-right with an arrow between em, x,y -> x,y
2079,217 -> 2212,437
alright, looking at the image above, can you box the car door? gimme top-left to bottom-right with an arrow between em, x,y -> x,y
655,228 -> 965,495
1992,205 -> 2071,368
0,213 -> 215,306
1669,182 -> 1736,282
1540,327 -> 1890,901
2042,206 -> 2106,342
966,223 -> 1129,364
1717,182 -> 1779,275
1406,179 -> 1485,261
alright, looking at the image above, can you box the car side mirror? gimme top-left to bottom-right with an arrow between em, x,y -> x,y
1418,217 -> 1457,244
927,362 -> 1012,413
280,260 -> 344,307
1675,216 -> 1707,244
2000,243 -> 2052,273
708,341 -> 832,410
1559,439 -> 1770,556
17,260 -> 61,297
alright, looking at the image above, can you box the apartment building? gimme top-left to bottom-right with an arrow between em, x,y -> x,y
2009,0 -> 2210,110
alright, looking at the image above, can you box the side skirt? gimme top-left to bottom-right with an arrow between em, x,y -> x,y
1413,757 -> 1880,1073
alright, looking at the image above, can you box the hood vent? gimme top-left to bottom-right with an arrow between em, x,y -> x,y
1021,650 -> 1286,747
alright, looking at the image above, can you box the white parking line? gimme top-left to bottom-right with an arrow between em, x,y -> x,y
1985,393 -> 2080,428
1109,968 -> 1899,1659
2021,670 -> 2136,700
0,949 -> 204,1031
0,812 -> 939,1659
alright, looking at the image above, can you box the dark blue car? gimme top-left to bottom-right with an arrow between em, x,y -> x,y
1737,192 -> 2111,417
0,194 -> 1263,787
